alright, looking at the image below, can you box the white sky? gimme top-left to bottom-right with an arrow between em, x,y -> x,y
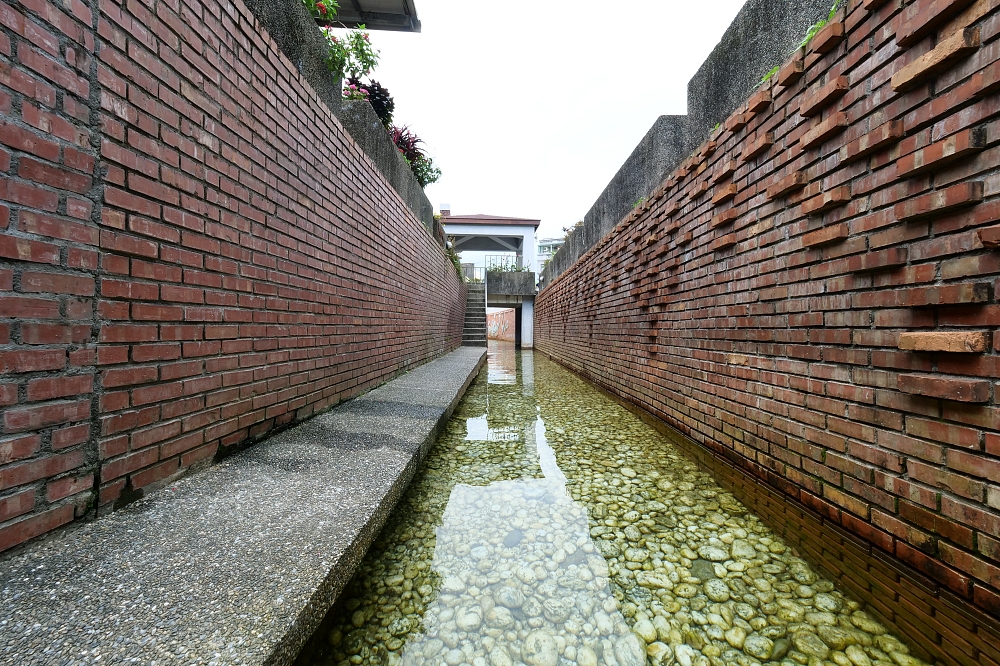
364,0 -> 748,240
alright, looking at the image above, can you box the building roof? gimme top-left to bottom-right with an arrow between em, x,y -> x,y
327,0 -> 421,32
442,214 -> 541,229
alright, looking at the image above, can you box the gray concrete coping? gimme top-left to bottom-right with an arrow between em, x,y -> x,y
0,347 -> 487,666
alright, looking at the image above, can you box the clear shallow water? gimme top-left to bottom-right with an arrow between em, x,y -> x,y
298,345 -> 927,666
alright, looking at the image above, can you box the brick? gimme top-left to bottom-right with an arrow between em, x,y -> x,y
898,331 -> 991,353
802,223 -> 849,248
747,88 -> 771,113
767,171 -> 807,199
777,54 -> 804,87
0,489 -> 34,521
26,375 -> 92,401
906,417 -> 982,449
841,121 -> 904,163
725,112 -> 753,133
101,447 -> 158,482
712,233 -> 738,251
896,128 -> 986,178
979,226 -> 1000,248
1,451 -> 84,490
812,21 -> 845,54
801,112 -> 849,150
711,209 -> 737,228
894,182 -> 983,222
898,374 -> 991,403
740,131 -> 774,161
894,0 -> 979,48
802,186 -> 852,215
0,504 -> 74,552
800,75 -> 849,118
4,401 -> 90,433
46,474 -> 93,501
0,434 -> 41,465
892,27 -> 980,92
712,183 -> 738,205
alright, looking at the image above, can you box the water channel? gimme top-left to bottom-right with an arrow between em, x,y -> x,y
297,344 -> 928,666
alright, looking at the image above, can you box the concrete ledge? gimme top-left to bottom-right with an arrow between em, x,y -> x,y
0,347 -> 486,666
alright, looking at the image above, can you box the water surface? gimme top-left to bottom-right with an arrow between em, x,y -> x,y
298,345 -> 926,666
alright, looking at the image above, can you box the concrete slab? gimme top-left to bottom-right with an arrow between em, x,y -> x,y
0,347 -> 486,666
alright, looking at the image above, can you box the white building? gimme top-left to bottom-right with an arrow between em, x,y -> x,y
442,211 -> 540,348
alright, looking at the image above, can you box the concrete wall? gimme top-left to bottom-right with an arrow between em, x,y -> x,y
541,0 -> 831,287
487,271 -> 537,297
0,0 -> 466,553
537,0 -> 1000,657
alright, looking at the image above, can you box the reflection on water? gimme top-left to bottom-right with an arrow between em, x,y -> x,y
297,346 -> 929,666
488,340 -> 517,385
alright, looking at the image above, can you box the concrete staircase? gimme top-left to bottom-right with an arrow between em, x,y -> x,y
463,283 -> 487,347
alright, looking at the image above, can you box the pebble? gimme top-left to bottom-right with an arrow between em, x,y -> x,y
744,634 -> 773,660
309,359 -> 934,666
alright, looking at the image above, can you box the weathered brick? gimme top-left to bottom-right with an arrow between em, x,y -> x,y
800,75 -> 849,117
896,128 -> 986,178
898,374 -> 991,403
894,0 -> 979,47
898,331 -> 991,353
894,182 -> 984,222
892,27 -> 981,92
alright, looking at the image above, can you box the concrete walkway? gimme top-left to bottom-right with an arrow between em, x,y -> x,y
0,347 -> 486,666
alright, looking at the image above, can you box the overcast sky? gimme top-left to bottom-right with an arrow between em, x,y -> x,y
363,0 -> 748,240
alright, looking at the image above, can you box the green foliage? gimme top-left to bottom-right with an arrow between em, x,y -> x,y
302,0 -> 338,19
800,0 -> 843,49
759,65 -> 780,86
487,260 -> 531,273
445,245 -> 464,281
408,154 -> 442,188
322,26 -> 379,80
391,126 -> 442,188
633,197 -> 647,210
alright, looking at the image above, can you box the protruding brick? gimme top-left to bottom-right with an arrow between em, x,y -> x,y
767,171 -> 807,199
747,88 -> 772,113
711,210 -> 738,229
894,0 -> 979,48
896,127 -> 986,177
810,21 -> 844,54
898,331 -> 991,353
800,76 -> 849,117
978,225 -> 1000,248
801,112 -> 849,150
803,223 -> 849,248
712,233 -> 738,251
777,53 -> 805,87
713,160 -> 737,183
848,247 -> 909,273
898,374 -> 991,403
841,121 -> 904,163
712,184 -> 738,205
894,182 -> 983,222
740,132 -> 774,161
725,112 -> 753,133
802,186 -> 851,215
892,27 -> 980,92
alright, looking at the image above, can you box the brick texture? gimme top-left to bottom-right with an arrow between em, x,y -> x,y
536,0 -> 1000,656
0,0 -> 465,552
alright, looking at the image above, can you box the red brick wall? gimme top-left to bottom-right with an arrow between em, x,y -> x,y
487,308 -> 515,341
537,0 -> 1000,631
0,0 -> 465,552
0,0 -> 100,552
